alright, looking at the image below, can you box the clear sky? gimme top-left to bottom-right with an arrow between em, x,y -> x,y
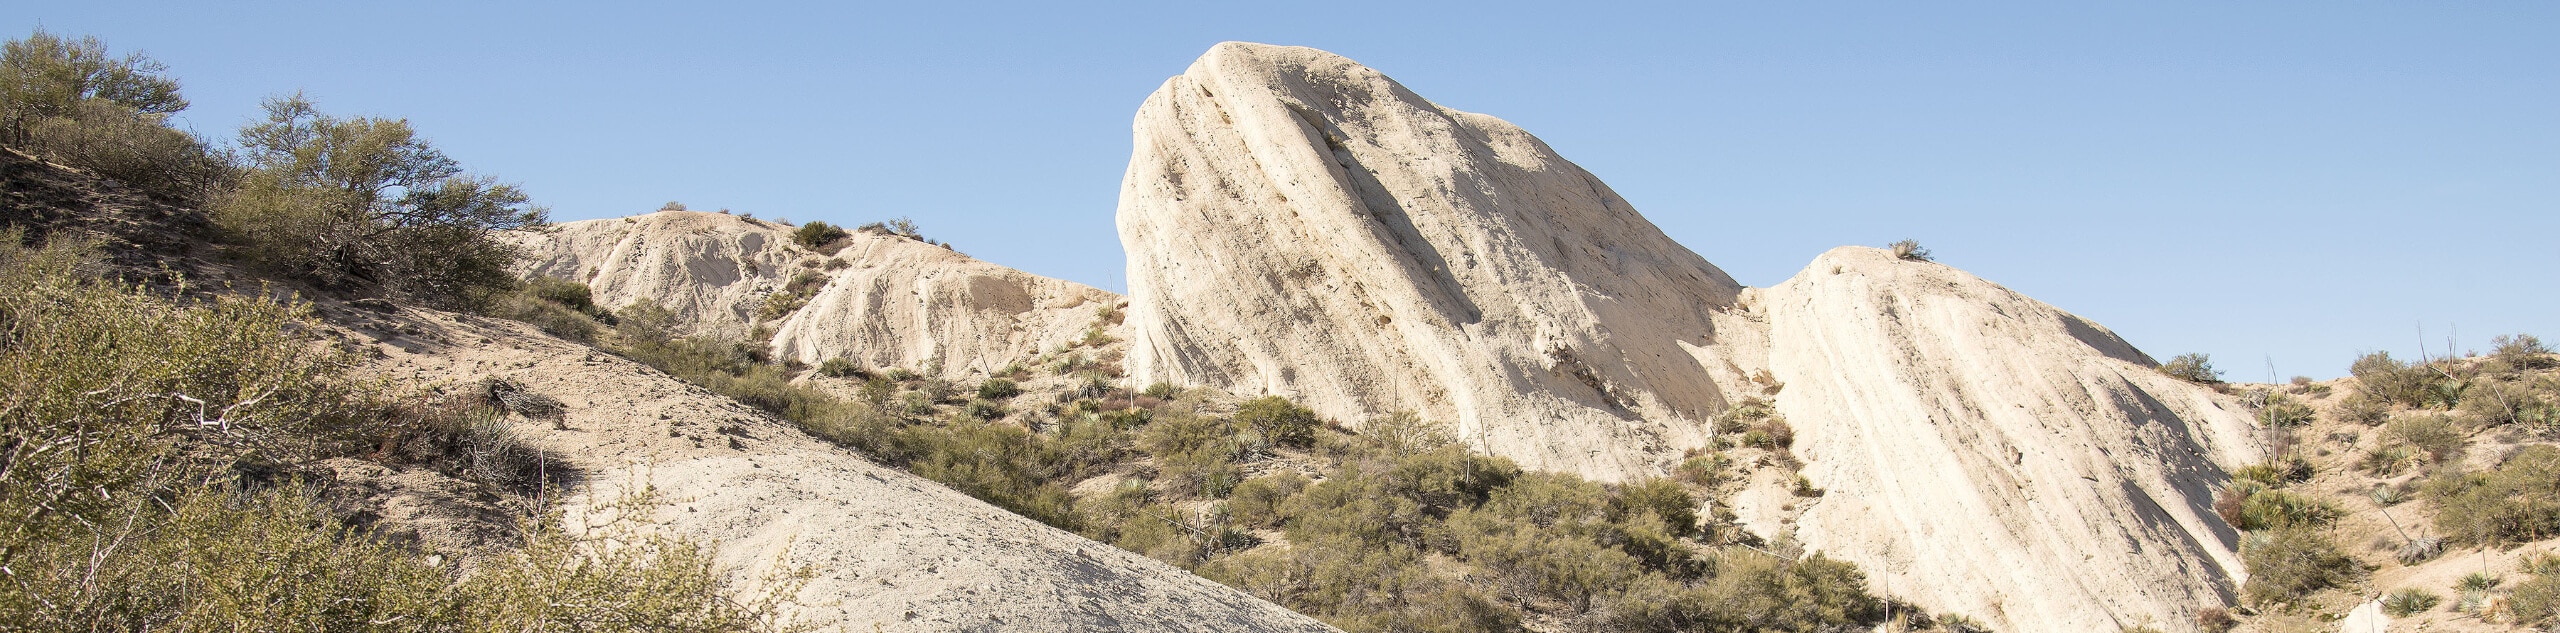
17,2 -> 2555,379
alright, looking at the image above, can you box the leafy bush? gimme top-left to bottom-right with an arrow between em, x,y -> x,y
216,94 -> 545,306
791,220 -> 847,248
2426,444 -> 2560,545
2380,587 -> 2439,617
2239,527 -> 2359,605
1236,396 -> 1319,448
2160,353 -> 2221,383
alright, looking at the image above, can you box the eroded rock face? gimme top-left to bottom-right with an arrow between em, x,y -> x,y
1117,42 -> 1748,479
514,211 -> 1116,377
1758,247 -> 2260,632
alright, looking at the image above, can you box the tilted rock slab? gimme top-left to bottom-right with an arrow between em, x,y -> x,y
1119,42 -> 2264,631
1759,247 -> 2260,632
1117,42 -> 1749,479
514,211 -> 1116,377
363,306 -> 1335,632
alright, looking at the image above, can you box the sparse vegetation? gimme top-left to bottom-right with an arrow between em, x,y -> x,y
1887,239 -> 1931,262
0,231 -> 793,631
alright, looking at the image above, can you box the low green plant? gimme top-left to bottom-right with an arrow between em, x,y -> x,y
978,377 -> 1022,400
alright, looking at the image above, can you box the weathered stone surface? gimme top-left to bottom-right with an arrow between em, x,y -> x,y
1117,42 -> 1748,479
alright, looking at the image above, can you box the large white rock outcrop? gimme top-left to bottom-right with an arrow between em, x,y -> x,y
1761,247 -> 2260,632
1117,42 -> 2266,631
514,211 -> 1115,377
1117,42 -> 1749,478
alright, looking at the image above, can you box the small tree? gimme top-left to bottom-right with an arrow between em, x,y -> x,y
216,94 -> 545,305
1887,239 -> 1931,262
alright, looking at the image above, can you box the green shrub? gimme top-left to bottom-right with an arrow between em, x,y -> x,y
817,357 -> 863,378
2337,393 -> 2389,425
791,220 -> 847,248
2380,587 -> 2439,617
2426,444 -> 2560,545
1227,473 -> 1309,529
978,378 -> 1021,400
2160,353 -> 2221,383
1236,396 -> 1319,448
2240,527 -> 2359,605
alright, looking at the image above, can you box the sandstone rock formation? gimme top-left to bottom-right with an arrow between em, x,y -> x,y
1116,42 -> 2266,631
1117,42 -> 1749,479
1758,246 -> 2261,631
358,304 -> 1334,632
512,211 -> 1116,377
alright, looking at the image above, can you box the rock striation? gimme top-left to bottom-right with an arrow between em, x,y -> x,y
512,211 -> 1116,377
1116,42 -> 2266,631
1117,42 -> 1750,479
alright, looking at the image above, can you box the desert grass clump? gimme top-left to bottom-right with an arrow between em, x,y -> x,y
2380,587 -> 2440,617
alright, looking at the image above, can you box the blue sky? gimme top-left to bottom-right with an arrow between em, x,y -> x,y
18,2 -> 2555,378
